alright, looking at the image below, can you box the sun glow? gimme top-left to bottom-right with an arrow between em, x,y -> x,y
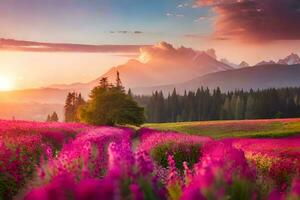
0,76 -> 14,91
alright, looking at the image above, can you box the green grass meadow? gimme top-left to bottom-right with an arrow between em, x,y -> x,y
144,118 -> 300,139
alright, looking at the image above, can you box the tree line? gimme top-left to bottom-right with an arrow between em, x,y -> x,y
134,87 -> 300,123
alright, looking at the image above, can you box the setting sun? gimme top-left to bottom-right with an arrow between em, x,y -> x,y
0,76 -> 14,91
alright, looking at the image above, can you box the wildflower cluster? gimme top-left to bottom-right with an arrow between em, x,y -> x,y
25,131 -> 165,200
0,120 -> 89,199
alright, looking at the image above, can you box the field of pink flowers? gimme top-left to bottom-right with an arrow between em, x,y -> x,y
0,120 -> 300,200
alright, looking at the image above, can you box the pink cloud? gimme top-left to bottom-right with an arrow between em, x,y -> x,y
196,0 -> 300,42
0,38 -> 148,53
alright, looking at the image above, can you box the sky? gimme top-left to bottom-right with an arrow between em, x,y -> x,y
0,0 -> 300,90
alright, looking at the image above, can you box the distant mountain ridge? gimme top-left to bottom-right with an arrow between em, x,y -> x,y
132,64 -> 300,95
256,53 -> 300,66
238,61 -> 249,68
219,53 -> 300,68
220,58 -> 249,68
278,53 -> 300,65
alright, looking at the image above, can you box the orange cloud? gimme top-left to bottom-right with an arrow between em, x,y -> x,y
196,0 -> 300,42
139,41 -> 196,63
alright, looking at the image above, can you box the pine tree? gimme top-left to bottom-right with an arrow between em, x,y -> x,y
116,71 -> 124,91
50,112 -> 59,122
170,88 -> 179,122
235,96 -> 244,120
245,95 -> 256,119
128,88 -> 133,97
230,94 -> 237,119
64,92 -> 86,122
64,92 -> 74,122
221,97 -> 231,119
99,77 -> 109,89
46,114 -> 51,122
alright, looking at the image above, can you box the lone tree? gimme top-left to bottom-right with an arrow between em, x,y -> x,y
79,71 -> 145,126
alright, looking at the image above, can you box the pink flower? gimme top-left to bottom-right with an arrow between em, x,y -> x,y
291,177 -> 300,196
76,178 -> 115,200
130,184 -> 144,200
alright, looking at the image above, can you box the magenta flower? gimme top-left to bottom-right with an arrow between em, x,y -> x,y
291,177 -> 300,196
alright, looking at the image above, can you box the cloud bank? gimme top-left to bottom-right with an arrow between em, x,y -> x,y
0,38 -> 148,53
138,41 -> 197,63
197,0 -> 300,42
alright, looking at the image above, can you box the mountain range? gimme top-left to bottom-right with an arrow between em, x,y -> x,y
0,42 -> 300,121
255,53 -> 300,66
132,64 -> 300,94
48,46 -> 300,96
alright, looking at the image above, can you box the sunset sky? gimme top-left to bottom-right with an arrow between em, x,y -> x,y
0,0 -> 300,90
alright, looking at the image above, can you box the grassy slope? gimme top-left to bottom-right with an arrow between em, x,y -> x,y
144,118 -> 300,139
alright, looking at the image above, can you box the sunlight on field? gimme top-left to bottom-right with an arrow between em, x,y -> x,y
144,118 -> 300,138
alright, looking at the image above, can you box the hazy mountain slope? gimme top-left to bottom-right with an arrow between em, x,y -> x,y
0,88 -> 73,121
132,64 -> 300,94
0,88 -> 72,104
92,52 -> 232,87
50,42 -> 232,90
0,102 -> 64,121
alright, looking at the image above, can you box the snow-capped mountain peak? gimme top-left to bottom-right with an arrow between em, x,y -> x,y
278,53 -> 300,65
255,60 -> 276,66
239,61 -> 249,68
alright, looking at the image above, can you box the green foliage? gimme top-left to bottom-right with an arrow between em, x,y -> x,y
227,178 -> 257,200
167,181 -> 182,200
201,174 -> 257,200
135,87 -> 300,123
150,142 -> 201,170
79,74 -> 145,126
64,92 -> 85,122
